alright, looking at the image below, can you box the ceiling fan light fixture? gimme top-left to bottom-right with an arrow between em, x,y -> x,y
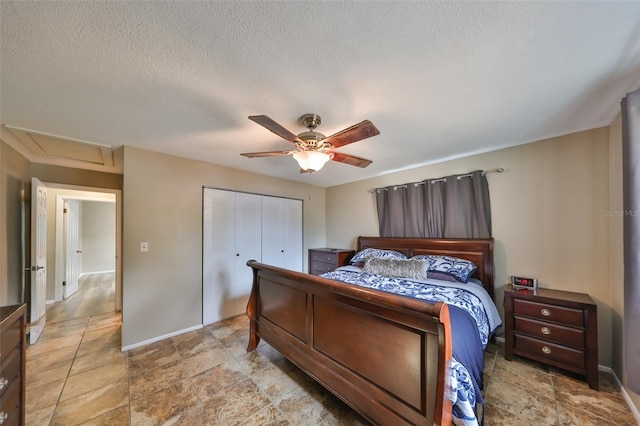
293,150 -> 331,172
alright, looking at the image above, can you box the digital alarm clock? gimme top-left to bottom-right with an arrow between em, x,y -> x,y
511,276 -> 537,289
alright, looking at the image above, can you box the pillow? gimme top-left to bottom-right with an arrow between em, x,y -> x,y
411,254 -> 478,283
427,270 -> 459,283
350,248 -> 408,266
363,258 -> 428,280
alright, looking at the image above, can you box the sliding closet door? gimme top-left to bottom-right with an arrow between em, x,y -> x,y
202,189 -> 236,325
233,192 -> 262,315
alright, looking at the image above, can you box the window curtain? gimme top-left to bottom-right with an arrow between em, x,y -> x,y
375,170 -> 492,238
622,88 -> 640,393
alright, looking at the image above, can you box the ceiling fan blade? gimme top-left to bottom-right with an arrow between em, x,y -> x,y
249,115 -> 302,144
330,151 -> 373,168
240,150 -> 294,158
325,120 -> 380,148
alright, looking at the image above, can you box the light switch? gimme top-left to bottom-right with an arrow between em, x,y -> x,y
140,242 -> 149,252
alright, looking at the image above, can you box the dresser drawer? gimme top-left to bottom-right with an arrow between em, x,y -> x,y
0,349 -> 20,401
311,252 -> 339,264
0,320 -> 20,364
514,316 -> 584,349
513,299 -> 584,327
514,334 -> 585,371
310,262 -> 336,275
0,378 -> 20,426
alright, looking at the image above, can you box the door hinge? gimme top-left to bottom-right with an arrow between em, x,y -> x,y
62,281 -> 66,286
63,208 -> 67,213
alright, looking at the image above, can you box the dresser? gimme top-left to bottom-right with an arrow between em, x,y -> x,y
308,248 -> 355,276
504,285 -> 598,390
0,304 -> 26,425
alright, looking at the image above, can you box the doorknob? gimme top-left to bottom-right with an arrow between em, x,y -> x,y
76,250 -> 82,254
30,266 -> 44,271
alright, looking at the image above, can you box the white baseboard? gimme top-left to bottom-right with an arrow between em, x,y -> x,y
491,337 -> 639,420
598,365 -> 640,423
80,270 -> 116,277
121,323 -> 203,352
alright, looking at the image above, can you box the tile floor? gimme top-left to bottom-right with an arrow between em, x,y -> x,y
25,311 -> 638,425
24,274 -> 637,425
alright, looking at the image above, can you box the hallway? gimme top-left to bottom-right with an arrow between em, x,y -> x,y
25,272 -> 121,424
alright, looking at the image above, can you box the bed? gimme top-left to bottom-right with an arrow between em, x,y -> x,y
246,236 -> 500,425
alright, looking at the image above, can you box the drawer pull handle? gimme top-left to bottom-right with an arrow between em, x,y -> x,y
542,346 -> 552,355
0,411 -> 8,424
0,377 -> 7,390
541,308 -> 551,317
541,327 -> 551,335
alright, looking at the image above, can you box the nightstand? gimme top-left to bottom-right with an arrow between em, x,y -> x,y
0,304 -> 26,426
503,285 -> 599,390
308,248 -> 355,276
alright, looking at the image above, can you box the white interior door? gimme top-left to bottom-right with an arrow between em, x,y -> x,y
30,178 -> 47,324
64,200 -> 81,298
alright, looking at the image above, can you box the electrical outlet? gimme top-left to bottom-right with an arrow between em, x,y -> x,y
140,242 -> 149,252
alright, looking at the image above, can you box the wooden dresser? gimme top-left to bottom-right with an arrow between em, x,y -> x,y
0,304 -> 26,425
504,285 -> 598,390
308,248 -> 355,276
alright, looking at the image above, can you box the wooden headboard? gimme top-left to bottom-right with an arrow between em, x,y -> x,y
356,236 -> 495,300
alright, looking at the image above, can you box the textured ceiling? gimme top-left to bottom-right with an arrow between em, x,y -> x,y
1,1 -> 639,187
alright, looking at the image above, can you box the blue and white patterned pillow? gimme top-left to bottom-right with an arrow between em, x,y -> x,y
411,255 -> 478,283
351,248 -> 407,266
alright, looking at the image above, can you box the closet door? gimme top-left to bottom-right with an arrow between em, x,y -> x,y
261,195 -> 284,268
202,189 -> 236,325
233,192 -> 262,315
281,197 -> 303,272
261,196 -> 302,272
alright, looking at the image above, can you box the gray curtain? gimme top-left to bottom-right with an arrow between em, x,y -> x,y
376,170 -> 492,238
426,179 -> 446,238
405,183 -> 425,237
375,185 -> 406,237
622,88 -> 640,393
444,170 -> 492,238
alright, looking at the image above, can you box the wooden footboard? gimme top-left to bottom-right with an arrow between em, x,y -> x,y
246,260 -> 453,426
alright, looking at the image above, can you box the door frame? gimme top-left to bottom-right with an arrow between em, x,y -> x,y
47,183 -> 122,310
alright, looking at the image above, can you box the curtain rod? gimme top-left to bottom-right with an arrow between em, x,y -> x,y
369,168 -> 504,193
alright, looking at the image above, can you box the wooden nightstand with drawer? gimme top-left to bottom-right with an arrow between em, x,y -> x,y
309,248 -> 355,276
504,285 -> 598,390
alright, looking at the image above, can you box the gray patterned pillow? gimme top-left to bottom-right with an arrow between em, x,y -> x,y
363,258 -> 428,280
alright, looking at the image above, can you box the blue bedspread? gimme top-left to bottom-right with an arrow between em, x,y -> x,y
321,267 -> 501,426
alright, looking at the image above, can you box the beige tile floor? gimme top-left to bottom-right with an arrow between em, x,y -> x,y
25,275 -> 637,425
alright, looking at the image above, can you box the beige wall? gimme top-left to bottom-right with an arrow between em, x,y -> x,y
122,146 -> 326,348
326,128 -> 614,366
31,163 -> 123,190
82,201 -> 116,274
1,141 -> 31,306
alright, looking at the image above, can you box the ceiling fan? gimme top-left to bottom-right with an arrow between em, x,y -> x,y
241,114 -> 380,172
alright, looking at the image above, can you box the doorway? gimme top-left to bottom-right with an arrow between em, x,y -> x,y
32,182 -> 122,335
